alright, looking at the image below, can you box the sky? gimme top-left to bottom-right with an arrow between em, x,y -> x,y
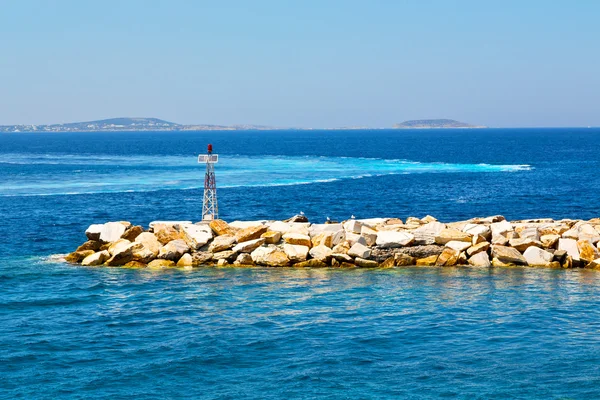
1,0 -> 599,128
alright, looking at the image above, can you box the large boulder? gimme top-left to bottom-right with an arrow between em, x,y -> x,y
85,222 -> 129,244
76,240 -> 101,252
343,219 -> 363,234
158,239 -> 190,261
515,226 -> 540,241
309,245 -> 333,263
209,219 -> 237,236
558,238 -> 580,261
208,234 -> 237,252
355,257 -> 378,268
81,250 -> 110,266
345,232 -> 367,246
64,250 -> 95,263
468,252 -> 491,267
491,220 -> 513,237
311,232 -> 334,248
435,229 -> 471,245
152,223 -> 185,245
445,241 -> 471,252
348,242 -> 371,259
283,233 -> 312,247
176,253 -> 193,268
212,250 -> 238,262
413,221 -> 446,245
261,231 -> 282,244
235,225 -> 269,243
135,232 -> 162,255
309,223 -> 344,237
85,224 -> 104,241
376,231 -> 415,248
132,244 -> 156,263
508,237 -> 542,252
466,242 -> 489,257
191,251 -> 213,266
250,246 -> 289,267
579,224 -> 600,244
523,246 -> 554,266
578,240 -> 600,262
491,245 -> 527,265
283,244 -> 310,262
105,241 -> 137,266
462,224 -> 491,239
232,238 -> 265,254
180,223 -> 213,250
268,221 -> 310,235
229,220 -> 268,230
435,248 -> 460,266
121,225 -> 144,242
540,234 -> 560,249
234,253 -> 254,266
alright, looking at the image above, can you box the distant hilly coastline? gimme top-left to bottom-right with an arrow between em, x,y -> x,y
0,117 -> 485,132
393,119 -> 486,129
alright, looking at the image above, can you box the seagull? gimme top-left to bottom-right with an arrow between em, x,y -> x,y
300,211 -> 305,216
326,216 -> 331,222
351,214 -> 355,219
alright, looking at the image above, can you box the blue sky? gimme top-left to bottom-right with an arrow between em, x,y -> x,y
1,0 -> 598,127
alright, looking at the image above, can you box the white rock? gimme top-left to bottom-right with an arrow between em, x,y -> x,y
180,223 -> 213,250
343,219 -> 363,234
250,245 -> 276,263
561,228 -> 579,239
376,231 -> 415,248
232,238 -> 265,253
135,232 -> 162,255
81,250 -> 110,266
413,221 -> 446,245
331,230 -> 346,246
229,220 -> 268,229
462,224 -> 491,238
446,241 -> 471,252
558,238 -> 580,261
579,224 -> 600,243
468,252 -> 491,267
149,221 -> 192,229
360,226 -> 378,247
309,223 -> 343,237
348,242 -> 371,259
158,239 -> 190,260
283,244 -> 309,262
345,232 -> 367,246
98,222 -> 127,243
85,224 -> 104,241
523,246 -> 554,266
491,220 -> 513,237
517,226 -> 540,241
309,245 -> 333,262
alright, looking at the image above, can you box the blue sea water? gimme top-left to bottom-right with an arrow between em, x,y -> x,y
2,128 -> 600,399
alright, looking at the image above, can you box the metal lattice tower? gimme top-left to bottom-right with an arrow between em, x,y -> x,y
198,144 -> 219,220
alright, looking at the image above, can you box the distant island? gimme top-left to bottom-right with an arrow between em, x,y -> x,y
0,117 -> 485,133
393,119 -> 486,129
0,118 -> 279,133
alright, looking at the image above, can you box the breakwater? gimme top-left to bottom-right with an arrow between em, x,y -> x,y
63,215 -> 600,269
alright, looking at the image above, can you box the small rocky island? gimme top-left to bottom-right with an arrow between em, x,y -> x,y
393,119 -> 486,129
63,215 -> 600,269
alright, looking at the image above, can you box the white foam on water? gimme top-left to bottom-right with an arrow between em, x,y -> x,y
0,153 -> 532,197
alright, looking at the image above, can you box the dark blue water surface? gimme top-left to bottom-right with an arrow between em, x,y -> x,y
2,128 -> 600,399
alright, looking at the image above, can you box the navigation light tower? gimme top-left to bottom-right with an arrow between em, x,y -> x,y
198,144 -> 219,220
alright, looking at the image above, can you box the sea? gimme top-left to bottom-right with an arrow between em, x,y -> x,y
1,128 -> 600,399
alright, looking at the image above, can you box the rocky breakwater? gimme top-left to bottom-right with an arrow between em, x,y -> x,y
63,215 -> 600,269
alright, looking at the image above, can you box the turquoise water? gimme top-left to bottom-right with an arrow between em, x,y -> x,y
2,128 -> 600,398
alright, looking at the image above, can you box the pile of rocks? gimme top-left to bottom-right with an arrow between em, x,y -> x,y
63,215 -> 600,269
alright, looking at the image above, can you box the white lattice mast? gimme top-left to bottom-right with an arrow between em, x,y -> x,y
198,144 -> 219,220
